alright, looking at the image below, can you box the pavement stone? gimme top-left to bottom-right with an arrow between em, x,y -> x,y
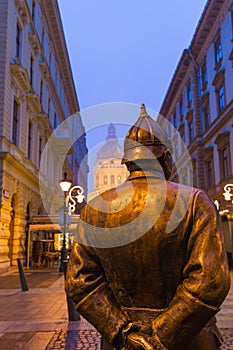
0,267 -> 232,349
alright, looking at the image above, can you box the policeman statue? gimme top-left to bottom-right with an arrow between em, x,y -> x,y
66,104 -> 230,350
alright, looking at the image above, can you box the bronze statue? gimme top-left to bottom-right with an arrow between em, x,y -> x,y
66,104 -> 230,349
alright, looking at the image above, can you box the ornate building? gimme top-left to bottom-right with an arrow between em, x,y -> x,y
92,124 -> 128,197
0,0 -> 88,270
159,0 -> 233,260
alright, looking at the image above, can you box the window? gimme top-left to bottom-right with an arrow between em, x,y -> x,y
32,1 -> 36,25
110,175 -> 115,185
201,61 -> 208,89
214,35 -> 222,65
40,80 -> 43,106
215,132 -> 232,182
188,121 -> 194,142
30,55 -> 34,87
49,53 -> 52,70
222,148 -> 229,179
179,99 -> 184,119
206,160 -> 213,188
217,85 -> 225,112
16,22 -> 21,59
187,84 -> 192,105
48,98 -> 51,117
203,147 -> 215,189
38,137 -> 42,166
41,29 -> 45,50
104,175 -> 108,185
192,159 -> 197,188
173,111 -> 177,128
12,100 -> 19,145
54,113 -> 57,129
117,175 -> 121,184
203,105 -> 210,130
28,122 -> 32,159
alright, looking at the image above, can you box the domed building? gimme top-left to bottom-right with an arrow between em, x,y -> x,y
92,124 -> 129,196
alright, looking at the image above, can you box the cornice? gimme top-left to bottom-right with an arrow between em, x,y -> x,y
26,92 -> 42,114
40,0 -> 79,114
0,150 -> 39,189
14,0 -> 30,26
28,32 -> 41,56
10,63 -> 31,92
159,0 -> 229,117
159,50 -> 192,117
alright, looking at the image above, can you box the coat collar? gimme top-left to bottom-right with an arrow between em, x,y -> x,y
127,169 -> 165,181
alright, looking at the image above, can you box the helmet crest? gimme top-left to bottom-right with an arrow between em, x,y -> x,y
122,104 -> 172,164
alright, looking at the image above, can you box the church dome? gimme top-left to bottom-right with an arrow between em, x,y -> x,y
97,124 -> 123,159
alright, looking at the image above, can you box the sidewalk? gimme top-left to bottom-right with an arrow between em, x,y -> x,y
0,267 -> 101,349
0,267 -> 232,349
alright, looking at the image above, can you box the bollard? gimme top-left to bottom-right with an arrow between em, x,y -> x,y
17,258 -> 29,291
63,261 -> 80,321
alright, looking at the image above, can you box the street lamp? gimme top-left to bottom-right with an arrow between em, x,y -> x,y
59,172 -> 72,272
223,183 -> 233,202
68,185 -> 85,215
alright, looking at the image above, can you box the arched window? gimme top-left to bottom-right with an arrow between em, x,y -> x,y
117,175 -> 121,184
110,175 -> 115,185
104,175 -> 108,185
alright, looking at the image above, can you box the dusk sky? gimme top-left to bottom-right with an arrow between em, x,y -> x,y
57,1 -> 208,191
58,1 -> 207,113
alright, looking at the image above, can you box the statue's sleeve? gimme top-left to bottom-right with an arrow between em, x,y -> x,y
65,209 -> 128,345
152,190 -> 230,350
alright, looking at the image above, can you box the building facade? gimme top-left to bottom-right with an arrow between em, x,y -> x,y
0,0 -> 88,270
90,124 -> 128,199
159,0 -> 233,259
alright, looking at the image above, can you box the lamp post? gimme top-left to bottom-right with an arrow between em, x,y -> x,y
59,172 -> 72,272
68,185 -> 85,215
222,183 -> 233,264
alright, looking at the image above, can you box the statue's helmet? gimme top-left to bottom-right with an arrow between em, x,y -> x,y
121,104 -> 172,164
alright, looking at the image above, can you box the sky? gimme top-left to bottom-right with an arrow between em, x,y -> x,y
58,0 -> 207,113
57,1 -> 208,191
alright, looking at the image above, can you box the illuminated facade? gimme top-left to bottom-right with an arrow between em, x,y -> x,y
0,0 -> 88,270
92,124 -> 129,197
159,0 -> 233,258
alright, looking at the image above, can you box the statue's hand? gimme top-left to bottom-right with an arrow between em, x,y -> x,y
125,332 -> 167,350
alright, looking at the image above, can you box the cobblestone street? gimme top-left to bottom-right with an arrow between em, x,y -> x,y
0,268 -> 232,349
